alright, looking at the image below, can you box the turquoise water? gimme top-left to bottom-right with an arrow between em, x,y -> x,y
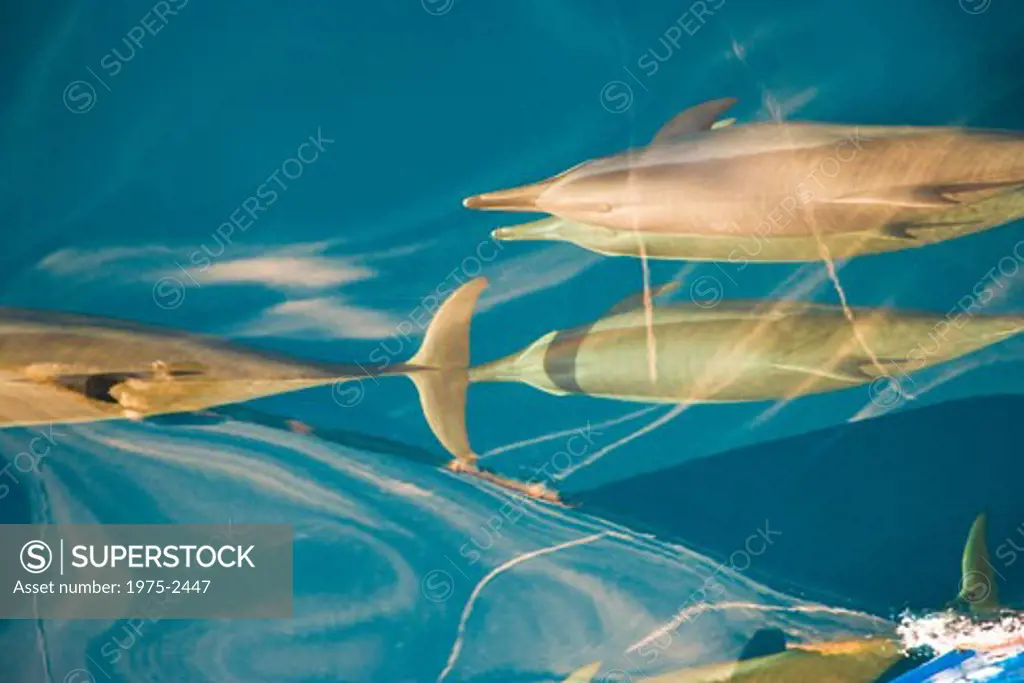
2,0 -> 1024,680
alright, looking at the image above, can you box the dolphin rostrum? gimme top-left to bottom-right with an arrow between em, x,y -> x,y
0,279 -> 486,468
465,97 -> 1024,241
563,512 -> 1016,682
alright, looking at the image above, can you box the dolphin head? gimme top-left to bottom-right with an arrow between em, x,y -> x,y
463,157 -> 625,222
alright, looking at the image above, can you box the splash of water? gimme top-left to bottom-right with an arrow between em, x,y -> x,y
896,610 -> 1024,656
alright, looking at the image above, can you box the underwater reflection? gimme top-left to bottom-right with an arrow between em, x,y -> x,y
2,413 -> 895,682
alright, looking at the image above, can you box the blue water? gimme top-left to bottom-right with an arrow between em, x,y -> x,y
3,0 -> 1024,681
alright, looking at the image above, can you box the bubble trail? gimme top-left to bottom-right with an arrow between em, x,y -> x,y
552,404 -> 687,482
436,532 -> 624,683
628,602 -> 890,654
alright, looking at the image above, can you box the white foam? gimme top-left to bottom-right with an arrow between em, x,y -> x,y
897,609 -> 1024,657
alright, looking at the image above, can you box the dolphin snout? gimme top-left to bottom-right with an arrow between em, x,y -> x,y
463,189 -> 534,211
463,177 -> 559,212
463,194 -> 495,209
490,218 -> 566,243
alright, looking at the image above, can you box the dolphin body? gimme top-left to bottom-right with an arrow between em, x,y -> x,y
0,281 -> 486,466
490,180 -> 1024,261
563,513 -> 1014,682
465,98 -> 1024,241
466,282 -> 1024,405
18,279 -> 1021,466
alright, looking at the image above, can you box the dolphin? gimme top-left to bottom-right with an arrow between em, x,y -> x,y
464,97 -> 1024,241
0,279 -> 486,468
465,282 -> 1024,405
490,180 -> 1024,260
45,279 -> 1016,468
562,513 -> 1015,682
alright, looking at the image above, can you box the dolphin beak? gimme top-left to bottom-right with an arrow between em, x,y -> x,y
491,217 -> 565,242
463,178 -> 555,212
463,192 -> 510,209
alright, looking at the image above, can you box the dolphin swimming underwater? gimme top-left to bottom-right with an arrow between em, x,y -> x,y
45,279 -> 1017,467
490,181 -> 1024,261
465,282 -> 1024,405
464,97 -> 1024,241
0,279 -> 486,467
562,513 -> 1019,682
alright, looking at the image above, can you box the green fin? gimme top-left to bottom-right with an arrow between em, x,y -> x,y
958,513 -> 1001,615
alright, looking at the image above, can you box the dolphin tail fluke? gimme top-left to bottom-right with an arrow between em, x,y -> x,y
409,277 -> 488,466
957,512 -> 1002,615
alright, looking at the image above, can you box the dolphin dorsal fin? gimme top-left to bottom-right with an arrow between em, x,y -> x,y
606,281 -> 681,317
651,97 -> 739,144
562,661 -> 601,682
958,513 -> 1001,615
737,628 -> 789,661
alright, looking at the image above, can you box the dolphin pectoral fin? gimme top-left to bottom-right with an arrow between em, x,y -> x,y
562,662 -> 601,683
834,181 -> 1024,210
606,281 -> 681,316
650,97 -> 739,144
877,220 -> 981,241
770,362 -> 868,384
832,187 -> 961,209
958,513 -> 1002,615
938,180 -> 1024,204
